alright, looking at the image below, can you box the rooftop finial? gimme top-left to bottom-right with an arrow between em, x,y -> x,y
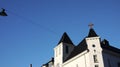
88,23 -> 94,29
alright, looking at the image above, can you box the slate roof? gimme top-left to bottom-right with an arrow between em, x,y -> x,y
42,58 -> 54,67
101,39 -> 120,54
64,39 -> 88,62
58,32 -> 74,45
64,28 -> 98,62
88,28 -> 98,37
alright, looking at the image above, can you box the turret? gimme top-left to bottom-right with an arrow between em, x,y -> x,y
54,32 -> 75,67
85,24 -> 104,67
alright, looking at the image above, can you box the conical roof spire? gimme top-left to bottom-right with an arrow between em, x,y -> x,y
88,23 -> 98,37
58,32 -> 73,45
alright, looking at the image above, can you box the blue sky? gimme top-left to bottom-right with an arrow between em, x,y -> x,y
0,0 -> 120,67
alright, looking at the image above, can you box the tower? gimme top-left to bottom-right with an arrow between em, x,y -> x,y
54,32 -> 75,67
85,25 -> 104,67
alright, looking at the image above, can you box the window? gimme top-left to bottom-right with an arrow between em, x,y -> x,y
56,63 -> 60,67
95,65 -> 99,67
55,49 -> 57,57
59,46 -> 61,55
76,64 -> 78,67
48,62 -> 53,67
92,44 -> 95,47
93,55 -> 98,63
94,50 -> 96,52
65,45 -> 69,54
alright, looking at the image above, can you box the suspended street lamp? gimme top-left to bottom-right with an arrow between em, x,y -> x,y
0,8 -> 8,16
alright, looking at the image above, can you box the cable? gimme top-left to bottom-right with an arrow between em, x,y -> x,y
5,9 -> 59,35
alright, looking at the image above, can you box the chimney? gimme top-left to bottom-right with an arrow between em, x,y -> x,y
30,64 -> 32,67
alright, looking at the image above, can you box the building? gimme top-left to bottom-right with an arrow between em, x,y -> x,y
42,25 -> 120,67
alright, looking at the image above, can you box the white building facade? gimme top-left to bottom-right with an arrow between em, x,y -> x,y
42,27 -> 120,67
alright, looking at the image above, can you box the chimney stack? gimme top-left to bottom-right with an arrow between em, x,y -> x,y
30,64 -> 32,67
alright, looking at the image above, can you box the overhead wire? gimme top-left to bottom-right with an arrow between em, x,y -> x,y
5,9 -> 59,36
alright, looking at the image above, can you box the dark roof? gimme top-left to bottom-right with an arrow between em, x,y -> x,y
88,28 -> 98,37
64,39 -> 88,62
101,39 -> 120,54
42,58 -> 54,67
64,28 -> 98,62
58,32 -> 73,45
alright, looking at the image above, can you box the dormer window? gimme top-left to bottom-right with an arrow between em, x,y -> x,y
65,45 -> 69,54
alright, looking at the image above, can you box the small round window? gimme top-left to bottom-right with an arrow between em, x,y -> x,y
92,44 -> 95,47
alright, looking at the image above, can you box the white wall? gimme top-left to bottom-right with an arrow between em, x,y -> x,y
54,42 -> 74,67
63,50 -> 89,67
54,43 -> 63,67
86,37 -> 104,67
